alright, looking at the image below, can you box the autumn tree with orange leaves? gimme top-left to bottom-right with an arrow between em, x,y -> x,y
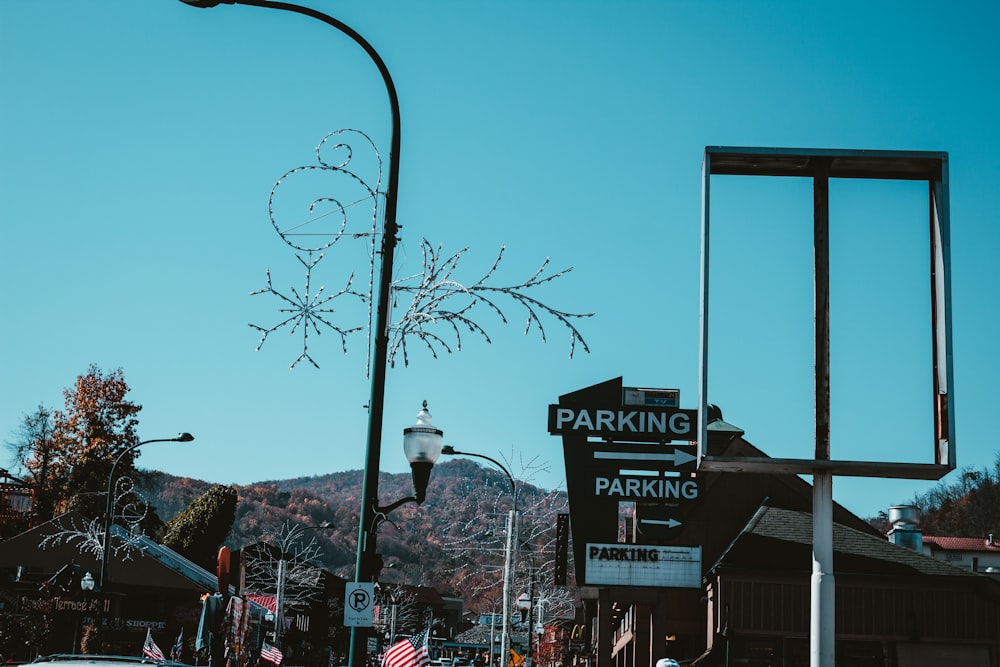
6,364 -> 142,522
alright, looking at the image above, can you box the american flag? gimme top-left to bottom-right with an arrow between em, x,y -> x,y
143,628 -> 165,661
382,629 -> 430,667
261,642 -> 284,665
170,628 -> 184,662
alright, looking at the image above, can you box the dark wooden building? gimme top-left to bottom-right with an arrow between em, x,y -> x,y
0,512 -> 218,660
696,505 -> 1000,666
578,429 -> 1000,667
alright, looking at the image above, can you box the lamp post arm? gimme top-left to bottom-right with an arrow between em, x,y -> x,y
440,447 -> 517,500
100,434 -> 193,590
439,446 -> 520,666
372,495 -> 418,529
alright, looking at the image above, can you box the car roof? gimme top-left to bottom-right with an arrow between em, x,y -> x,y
31,655 -> 193,667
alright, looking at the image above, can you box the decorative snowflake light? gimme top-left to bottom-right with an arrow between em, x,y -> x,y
250,253 -> 365,369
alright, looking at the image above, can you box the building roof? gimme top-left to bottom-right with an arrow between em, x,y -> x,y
706,433 -> 882,537
0,511 -> 216,592
709,505 -> 987,580
923,535 -> 1000,553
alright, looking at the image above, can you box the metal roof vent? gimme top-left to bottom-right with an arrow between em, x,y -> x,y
888,505 -> 923,552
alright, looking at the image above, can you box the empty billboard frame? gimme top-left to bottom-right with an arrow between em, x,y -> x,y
696,146 -> 954,479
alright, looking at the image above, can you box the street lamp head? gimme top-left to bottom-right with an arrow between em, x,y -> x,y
175,432 -> 195,442
178,0 -> 230,7
403,401 -> 443,504
516,592 -> 531,622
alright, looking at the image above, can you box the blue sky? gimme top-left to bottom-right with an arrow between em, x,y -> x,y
2,0 -> 998,524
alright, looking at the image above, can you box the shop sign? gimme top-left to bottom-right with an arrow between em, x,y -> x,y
584,543 -> 701,588
53,597 -> 110,614
125,619 -> 167,631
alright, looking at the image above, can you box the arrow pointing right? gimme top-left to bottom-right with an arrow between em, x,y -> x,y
593,448 -> 696,467
639,517 -> 682,529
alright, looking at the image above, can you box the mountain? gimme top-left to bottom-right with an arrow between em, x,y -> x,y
145,459 -> 570,607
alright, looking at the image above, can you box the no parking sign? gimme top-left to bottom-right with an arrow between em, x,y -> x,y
343,582 -> 374,627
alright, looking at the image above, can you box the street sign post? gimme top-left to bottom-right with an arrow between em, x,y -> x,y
549,377 -> 704,588
344,582 -> 375,627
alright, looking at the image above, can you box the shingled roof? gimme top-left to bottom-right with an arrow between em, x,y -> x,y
923,535 -> 1000,553
0,511 -> 216,592
709,504 -> 988,580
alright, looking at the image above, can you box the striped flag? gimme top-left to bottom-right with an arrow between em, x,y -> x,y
143,628 -> 165,661
170,628 -> 184,662
382,629 -> 430,667
261,642 -> 284,665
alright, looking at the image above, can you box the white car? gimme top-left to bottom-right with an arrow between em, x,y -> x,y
29,656 -> 191,667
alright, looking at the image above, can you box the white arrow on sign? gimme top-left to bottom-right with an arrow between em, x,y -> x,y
640,517 -> 683,529
593,448 -> 696,467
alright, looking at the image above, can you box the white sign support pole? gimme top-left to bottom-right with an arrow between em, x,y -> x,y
811,471 -> 834,667
500,509 -> 518,667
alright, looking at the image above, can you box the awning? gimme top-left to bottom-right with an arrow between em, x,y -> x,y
245,594 -> 277,613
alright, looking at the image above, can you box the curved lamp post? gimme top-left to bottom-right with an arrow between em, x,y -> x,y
177,4 -> 404,665
99,433 -> 194,591
440,447 -> 518,667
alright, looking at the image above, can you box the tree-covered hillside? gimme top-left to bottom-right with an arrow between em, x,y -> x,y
146,458 -> 572,610
866,453 -> 1000,537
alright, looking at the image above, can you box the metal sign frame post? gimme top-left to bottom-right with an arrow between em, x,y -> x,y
697,146 -> 955,667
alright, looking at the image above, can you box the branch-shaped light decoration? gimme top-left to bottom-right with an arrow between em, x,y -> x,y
39,476 -> 150,562
389,241 -> 592,368
251,131 -> 593,369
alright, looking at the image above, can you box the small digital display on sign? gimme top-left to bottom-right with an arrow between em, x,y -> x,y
622,387 -> 679,408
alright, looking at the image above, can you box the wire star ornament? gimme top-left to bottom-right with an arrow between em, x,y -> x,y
250,252 -> 366,369
250,129 -> 593,370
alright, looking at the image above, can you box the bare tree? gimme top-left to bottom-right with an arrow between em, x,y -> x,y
443,453 -> 572,605
242,522 -> 325,648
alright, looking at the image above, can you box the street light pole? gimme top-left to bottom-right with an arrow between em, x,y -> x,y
440,447 -> 518,667
178,6 -> 401,664
99,433 -> 194,591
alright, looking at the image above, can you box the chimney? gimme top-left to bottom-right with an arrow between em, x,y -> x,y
887,505 -> 923,552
